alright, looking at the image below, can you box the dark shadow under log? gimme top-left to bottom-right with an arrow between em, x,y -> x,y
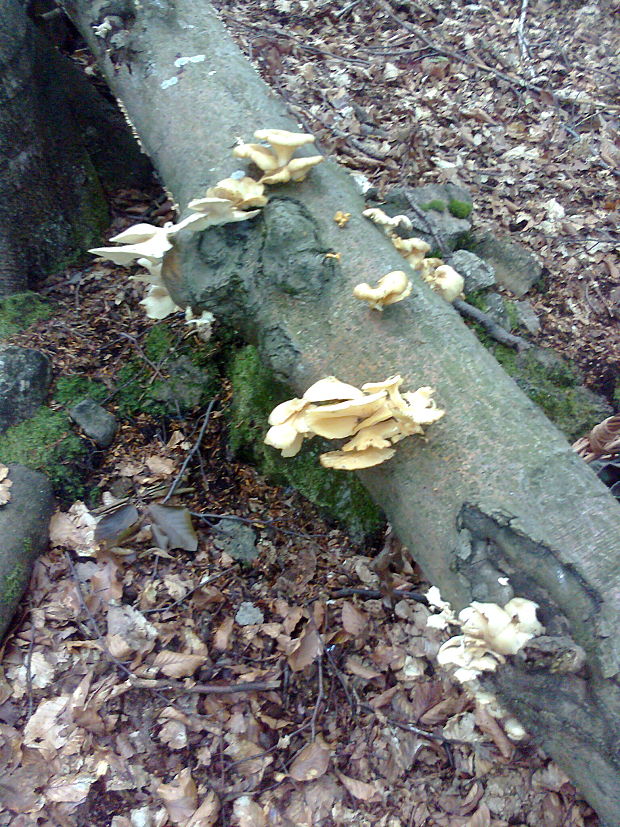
68,1 -> 620,821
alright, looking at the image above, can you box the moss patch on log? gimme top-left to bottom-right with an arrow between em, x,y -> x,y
227,345 -> 385,542
0,292 -> 54,340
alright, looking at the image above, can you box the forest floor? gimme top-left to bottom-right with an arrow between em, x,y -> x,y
0,0 -> 618,825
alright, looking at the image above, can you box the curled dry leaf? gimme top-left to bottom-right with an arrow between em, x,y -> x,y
232,795 -> 267,827
341,601 -> 368,636
49,502 -> 98,557
153,650 -> 206,678
186,789 -> 220,827
286,624 -> 323,672
336,771 -> 381,802
289,739 -> 331,782
157,767 -> 198,825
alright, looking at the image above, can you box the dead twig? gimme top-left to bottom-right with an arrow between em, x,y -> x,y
162,396 -> 218,503
130,678 -> 280,694
517,0 -> 534,78
310,655 -> 324,741
332,587 -> 428,604
453,299 -> 532,351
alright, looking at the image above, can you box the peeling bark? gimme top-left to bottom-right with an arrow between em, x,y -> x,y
68,1 -> 620,821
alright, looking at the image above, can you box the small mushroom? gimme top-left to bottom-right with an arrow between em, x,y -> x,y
353,270 -> 412,311
363,207 -> 413,236
260,155 -> 323,185
424,264 -> 465,303
140,285 -> 181,320
391,236 -> 431,270
253,129 -> 316,167
184,196 -> 260,226
232,142 -> 280,173
206,177 -> 267,209
334,210 -> 351,228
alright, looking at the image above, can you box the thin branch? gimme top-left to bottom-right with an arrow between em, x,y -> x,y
129,678 -> 280,694
331,587 -> 428,604
162,396 -> 218,503
517,0 -> 534,78
453,299 -> 532,351
310,655 -> 324,741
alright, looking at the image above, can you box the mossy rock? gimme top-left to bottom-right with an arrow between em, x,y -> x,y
112,326 -> 219,420
53,375 -> 109,406
0,406 -> 88,502
419,199 -> 472,220
489,344 -> 611,441
228,345 -> 385,542
0,292 -> 54,340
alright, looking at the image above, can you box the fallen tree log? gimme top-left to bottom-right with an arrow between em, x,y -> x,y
68,1 -> 620,821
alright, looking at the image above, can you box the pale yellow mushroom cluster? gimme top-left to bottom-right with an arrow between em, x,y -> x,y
362,207 -> 465,304
233,129 -> 323,185
265,374 -> 444,470
90,128 -> 325,319
352,270 -> 412,311
426,587 -> 544,683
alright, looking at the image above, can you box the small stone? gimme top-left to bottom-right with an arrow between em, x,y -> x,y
514,300 -> 541,334
473,234 -> 542,297
69,398 -> 118,447
450,250 -> 496,292
212,520 -> 258,563
235,602 -> 264,626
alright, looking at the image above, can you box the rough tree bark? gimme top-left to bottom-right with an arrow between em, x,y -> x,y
0,0 -> 151,296
68,1 -> 620,821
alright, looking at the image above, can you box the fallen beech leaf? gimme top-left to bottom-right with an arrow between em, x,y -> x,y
464,802 -> 491,827
153,650 -> 206,678
341,602 -> 368,635
336,771 -> 381,802
94,504 -> 140,546
287,624 -> 323,672
158,719 -> 188,750
289,740 -> 330,782
344,656 -> 381,681
145,455 -> 176,475
157,767 -> 197,825
45,770 -> 100,803
214,616 -> 234,651
147,504 -> 198,551
49,502 -> 98,556
187,789 -> 220,827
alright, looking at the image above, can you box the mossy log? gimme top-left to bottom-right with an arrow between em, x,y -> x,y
70,1 -> 620,821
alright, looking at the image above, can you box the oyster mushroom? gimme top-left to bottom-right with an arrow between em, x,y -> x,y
319,446 -> 396,470
253,128 -> 316,167
260,155 -> 323,185
205,177 -> 267,209
353,270 -> 413,310
424,264 -> 465,303
363,207 -> 413,236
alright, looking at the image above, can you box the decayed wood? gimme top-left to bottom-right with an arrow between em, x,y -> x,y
69,1 -> 620,821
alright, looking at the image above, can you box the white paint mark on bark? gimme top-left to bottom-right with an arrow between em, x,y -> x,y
174,54 -> 206,67
161,77 -> 179,89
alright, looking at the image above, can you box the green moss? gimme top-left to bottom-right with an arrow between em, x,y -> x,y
0,406 -> 87,502
448,199 -> 473,219
504,301 -> 520,332
53,375 -> 108,406
420,200 -> 447,213
0,558 -> 29,607
228,345 -> 385,542
0,292 -> 54,340
112,325 -> 218,419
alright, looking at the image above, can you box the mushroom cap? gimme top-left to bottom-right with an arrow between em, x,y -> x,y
264,422 -> 305,456
259,156 -> 323,185
352,403 -> 395,433
183,197 -> 260,227
233,142 -> 280,172
90,233 -> 173,264
302,376 -> 365,403
400,387 -> 445,425
503,598 -> 543,636
362,208 -> 413,235
133,257 -> 164,286
253,129 -> 316,166
306,415 -> 360,440
109,223 -> 163,244
341,420 -> 401,451
319,446 -> 396,470
429,265 -> 465,303
139,285 -> 181,320
304,390 -> 387,421
392,236 -> 431,256
206,177 -> 268,209
353,271 -> 412,310
268,398 -> 309,427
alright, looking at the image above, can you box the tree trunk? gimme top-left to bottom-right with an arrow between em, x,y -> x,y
68,1 -> 620,822
0,0 -> 150,296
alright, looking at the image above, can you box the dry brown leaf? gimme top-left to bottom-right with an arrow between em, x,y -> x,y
158,719 -> 188,750
186,789 -> 220,827
344,656 -> 382,681
157,767 -> 198,825
288,739 -> 330,782
341,602 -> 368,635
336,771 -> 381,802
153,650 -> 206,678
45,769 -> 102,803
49,502 -> 98,556
213,616 -> 234,651
286,623 -> 323,672
463,802 -> 491,827
145,455 -> 176,475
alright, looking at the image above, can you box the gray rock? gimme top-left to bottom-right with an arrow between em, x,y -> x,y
473,234 -> 542,297
514,300 -> 541,335
69,397 -> 118,447
235,601 -> 264,626
449,250 -> 496,293
0,345 -> 52,433
480,293 -> 509,329
150,356 -> 207,413
212,519 -> 258,563
0,464 -> 55,640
